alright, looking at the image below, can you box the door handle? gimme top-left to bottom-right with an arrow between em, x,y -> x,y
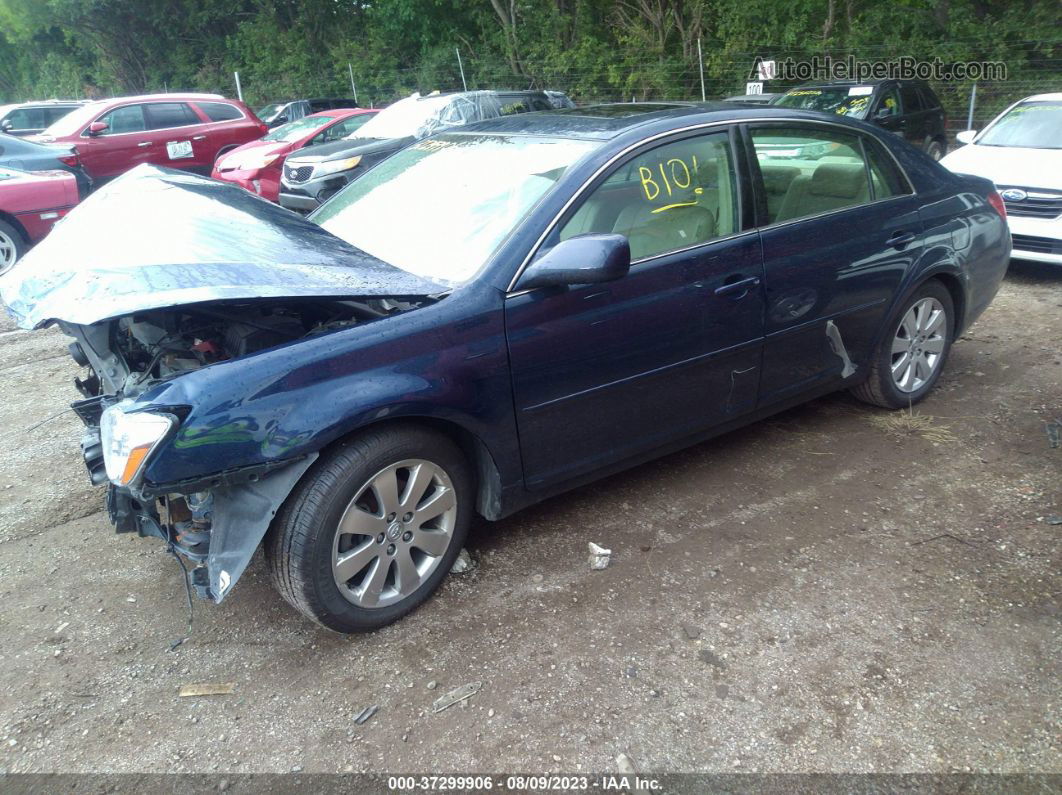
137,141 -> 152,147
714,275 -> 761,298
192,135 -> 206,141
887,231 -> 916,249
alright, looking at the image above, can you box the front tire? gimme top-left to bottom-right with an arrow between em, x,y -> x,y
851,280 -> 954,409
266,426 -> 472,632
0,219 -> 26,275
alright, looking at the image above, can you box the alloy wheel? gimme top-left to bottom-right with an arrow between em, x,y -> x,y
331,458 -> 457,608
0,228 -> 16,274
890,297 -> 947,393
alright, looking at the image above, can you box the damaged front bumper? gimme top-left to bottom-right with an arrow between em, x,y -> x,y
77,394 -> 318,602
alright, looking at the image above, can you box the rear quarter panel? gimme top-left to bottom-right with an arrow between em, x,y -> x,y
886,139 -> 1009,337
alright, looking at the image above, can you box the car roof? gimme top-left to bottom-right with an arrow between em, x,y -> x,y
456,101 -> 830,141
79,93 -> 229,107
1020,93 -> 1062,102
784,79 -> 932,89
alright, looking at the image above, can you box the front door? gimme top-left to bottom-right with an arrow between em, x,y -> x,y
505,128 -> 766,490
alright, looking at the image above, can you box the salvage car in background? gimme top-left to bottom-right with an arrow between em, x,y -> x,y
941,93 -> 1062,266
279,90 -> 503,212
256,98 -> 359,128
32,93 -> 267,183
0,100 -> 87,136
0,131 -> 93,197
0,103 -> 1009,632
212,108 -> 377,201
773,80 -> 949,159
0,166 -> 79,273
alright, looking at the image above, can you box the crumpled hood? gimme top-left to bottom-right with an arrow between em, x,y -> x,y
0,165 -> 445,329
940,144 -> 1062,190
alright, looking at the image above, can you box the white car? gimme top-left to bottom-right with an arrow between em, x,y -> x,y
940,93 -> 1062,266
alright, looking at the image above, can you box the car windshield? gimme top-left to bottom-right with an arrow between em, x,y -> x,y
347,94 -> 493,141
263,114 -> 336,142
313,133 -> 596,285
774,86 -> 874,119
256,103 -> 285,120
977,101 -> 1062,149
40,102 -> 104,137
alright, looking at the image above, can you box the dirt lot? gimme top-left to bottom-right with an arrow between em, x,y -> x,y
0,263 -> 1058,776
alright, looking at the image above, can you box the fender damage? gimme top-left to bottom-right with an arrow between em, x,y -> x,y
0,165 -> 447,601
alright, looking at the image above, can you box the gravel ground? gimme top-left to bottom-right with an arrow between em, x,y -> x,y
0,262 -> 1058,776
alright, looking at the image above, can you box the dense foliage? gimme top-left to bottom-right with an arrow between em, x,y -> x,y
0,0 -> 1058,126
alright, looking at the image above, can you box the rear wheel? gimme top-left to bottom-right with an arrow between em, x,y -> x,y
266,426 -> 471,632
0,219 -> 26,275
925,139 -> 946,161
851,280 -> 954,409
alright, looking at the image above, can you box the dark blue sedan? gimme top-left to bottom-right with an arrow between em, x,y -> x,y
0,102 -> 1010,632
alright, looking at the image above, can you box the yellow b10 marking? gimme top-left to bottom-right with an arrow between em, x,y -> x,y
638,154 -> 700,201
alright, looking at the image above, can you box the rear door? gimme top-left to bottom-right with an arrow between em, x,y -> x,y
505,127 -> 766,490
899,83 -> 928,149
746,123 -> 923,405
143,102 -> 212,172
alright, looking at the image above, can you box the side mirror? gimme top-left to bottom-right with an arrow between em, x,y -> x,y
0,120 -> 11,132
274,115 -> 288,126
517,234 -> 631,291
87,121 -> 108,136
955,129 -> 977,145
874,107 -> 893,119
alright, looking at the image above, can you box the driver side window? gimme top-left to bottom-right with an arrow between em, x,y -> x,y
559,131 -> 738,262
96,104 -> 146,134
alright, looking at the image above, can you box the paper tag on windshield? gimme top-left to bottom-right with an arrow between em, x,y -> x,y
166,141 -> 193,159
848,86 -> 874,96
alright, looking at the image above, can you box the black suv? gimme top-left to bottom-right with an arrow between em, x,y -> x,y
255,98 -> 359,128
0,100 -> 87,136
773,80 -> 948,159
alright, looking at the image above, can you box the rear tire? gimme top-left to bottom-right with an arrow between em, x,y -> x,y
851,280 -> 954,409
925,139 -> 946,161
266,425 -> 471,632
0,219 -> 26,275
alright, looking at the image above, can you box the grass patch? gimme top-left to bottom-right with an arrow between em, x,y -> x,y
868,409 -> 957,444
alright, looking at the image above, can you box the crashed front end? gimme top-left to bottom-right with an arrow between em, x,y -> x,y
0,165 -> 445,602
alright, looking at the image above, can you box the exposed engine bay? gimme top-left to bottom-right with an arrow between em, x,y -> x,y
68,296 -> 433,399
59,295 -> 437,603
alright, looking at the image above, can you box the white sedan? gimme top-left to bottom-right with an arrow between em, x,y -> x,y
940,93 -> 1062,266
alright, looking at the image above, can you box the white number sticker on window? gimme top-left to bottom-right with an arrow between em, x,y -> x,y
166,141 -> 193,159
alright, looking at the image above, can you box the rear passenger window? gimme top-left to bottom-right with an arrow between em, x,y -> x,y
751,127 -> 911,224
900,85 -> 923,112
560,131 -> 737,261
197,102 -> 243,122
146,103 -> 200,130
5,107 -> 47,130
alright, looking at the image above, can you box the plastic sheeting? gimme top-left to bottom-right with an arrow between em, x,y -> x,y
0,164 -> 445,330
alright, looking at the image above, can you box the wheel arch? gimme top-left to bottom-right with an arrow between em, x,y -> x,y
214,143 -> 240,163
320,415 -> 506,522
0,211 -> 29,243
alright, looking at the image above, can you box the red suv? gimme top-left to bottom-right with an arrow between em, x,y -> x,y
32,94 -> 268,183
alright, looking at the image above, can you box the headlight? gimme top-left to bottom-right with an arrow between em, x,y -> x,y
100,405 -> 175,487
243,152 -> 279,171
311,155 -> 361,179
